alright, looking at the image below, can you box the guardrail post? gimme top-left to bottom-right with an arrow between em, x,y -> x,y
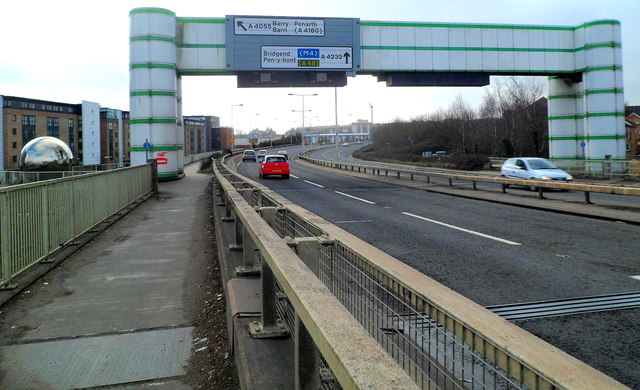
295,312 -> 320,389
472,181 -> 477,190
40,185 -> 52,263
236,227 -> 260,276
397,172 -> 400,179
0,193 -> 17,290
502,183 -> 507,193
287,235 -> 334,276
221,193 -> 234,222
584,191 -> 592,204
257,207 -> 277,230
248,260 -> 288,338
538,187 -> 545,199
410,173 -> 414,180
386,170 -> 389,176
229,210 -> 243,251
426,175 -> 430,183
448,178 -> 453,186
147,159 -> 158,194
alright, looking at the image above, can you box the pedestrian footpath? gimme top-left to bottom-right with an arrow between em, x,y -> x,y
0,163 -> 213,389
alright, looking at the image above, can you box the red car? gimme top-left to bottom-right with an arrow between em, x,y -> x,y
259,155 -> 290,179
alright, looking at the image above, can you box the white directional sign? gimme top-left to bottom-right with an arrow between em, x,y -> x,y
261,46 -> 353,69
234,17 -> 325,36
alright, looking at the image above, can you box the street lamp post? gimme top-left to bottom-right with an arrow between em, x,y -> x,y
369,103 -> 374,143
335,88 -> 339,162
231,104 -> 243,149
231,103 -> 243,130
289,93 -> 317,148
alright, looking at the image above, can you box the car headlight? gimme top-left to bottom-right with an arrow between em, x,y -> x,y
566,175 -> 573,181
539,175 -> 551,180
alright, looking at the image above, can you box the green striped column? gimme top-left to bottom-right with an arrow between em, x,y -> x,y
129,7 -> 180,179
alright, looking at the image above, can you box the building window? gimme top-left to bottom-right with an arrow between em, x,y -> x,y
12,115 -> 16,121
47,117 -> 60,138
626,143 -> 631,152
12,156 -> 18,163
68,119 -> 75,152
108,122 -> 114,156
12,128 -> 17,135
22,115 -> 36,145
12,142 -> 17,149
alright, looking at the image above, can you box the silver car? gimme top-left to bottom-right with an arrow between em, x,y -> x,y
500,157 -> 573,190
257,149 -> 268,161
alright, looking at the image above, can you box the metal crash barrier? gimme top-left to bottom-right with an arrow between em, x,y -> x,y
215,156 -> 628,390
299,154 -> 640,204
0,164 -> 154,289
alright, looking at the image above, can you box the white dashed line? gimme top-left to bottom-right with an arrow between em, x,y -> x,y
304,180 -> 324,188
290,174 -> 300,179
334,191 -> 376,204
401,212 -> 522,246
631,275 -> 640,281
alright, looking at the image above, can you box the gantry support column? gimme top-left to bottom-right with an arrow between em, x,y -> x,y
176,76 -> 185,175
548,20 -> 625,162
129,7 -> 180,179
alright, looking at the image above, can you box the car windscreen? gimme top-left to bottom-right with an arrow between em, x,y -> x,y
266,157 -> 286,163
527,159 -> 557,170
244,151 -> 255,155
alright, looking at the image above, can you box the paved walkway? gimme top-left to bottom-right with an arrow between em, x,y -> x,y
0,163 -> 212,389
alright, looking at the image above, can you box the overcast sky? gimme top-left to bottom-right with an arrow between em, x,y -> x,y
1,0 -> 638,134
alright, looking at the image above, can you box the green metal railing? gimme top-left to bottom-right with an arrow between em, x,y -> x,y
0,164 -> 153,288
184,151 -> 216,165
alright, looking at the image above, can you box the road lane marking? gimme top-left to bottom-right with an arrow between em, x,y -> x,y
631,275 -> 640,281
304,180 -> 324,188
334,220 -> 373,224
334,191 -> 376,204
401,212 -> 522,246
290,174 -> 300,179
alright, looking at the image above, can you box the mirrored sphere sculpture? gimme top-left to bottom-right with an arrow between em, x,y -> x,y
19,136 -> 74,171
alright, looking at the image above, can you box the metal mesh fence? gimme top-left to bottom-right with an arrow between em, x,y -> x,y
274,280 -> 342,390
318,244 -> 525,390
274,209 -> 324,239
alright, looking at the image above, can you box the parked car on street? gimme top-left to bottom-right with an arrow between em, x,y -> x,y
500,157 -> 573,190
259,155 -> 290,179
257,149 -> 268,160
277,150 -> 289,160
242,149 -> 256,162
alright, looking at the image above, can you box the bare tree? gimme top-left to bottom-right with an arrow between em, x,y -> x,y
447,94 -> 476,153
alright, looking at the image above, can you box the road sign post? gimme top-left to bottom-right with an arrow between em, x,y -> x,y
144,140 -> 152,161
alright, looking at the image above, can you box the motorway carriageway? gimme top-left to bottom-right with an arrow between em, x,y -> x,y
232,146 -> 640,387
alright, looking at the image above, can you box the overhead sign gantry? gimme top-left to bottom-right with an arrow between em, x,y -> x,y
130,8 -> 625,180
225,15 -> 360,88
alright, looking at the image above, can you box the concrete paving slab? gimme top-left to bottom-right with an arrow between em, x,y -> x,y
0,327 -> 193,390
